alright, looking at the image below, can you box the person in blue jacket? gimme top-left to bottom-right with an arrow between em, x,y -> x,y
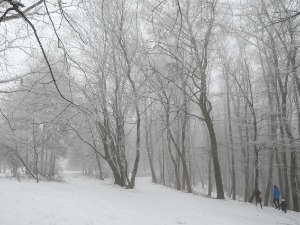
273,185 -> 280,209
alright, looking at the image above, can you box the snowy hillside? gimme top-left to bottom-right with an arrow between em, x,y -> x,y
0,173 -> 299,225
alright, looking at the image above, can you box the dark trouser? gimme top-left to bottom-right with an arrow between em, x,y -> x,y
273,198 -> 279,209
256,198 -> 262,209
256,202 -> 262,209
282,208 -> 287,213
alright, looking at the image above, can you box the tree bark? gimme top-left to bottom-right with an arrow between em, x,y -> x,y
145,107 -> 157,183
226,85 -> 236,200
95,153 -> 104,180
167,130 -> 181,190
208,154 -> 212,197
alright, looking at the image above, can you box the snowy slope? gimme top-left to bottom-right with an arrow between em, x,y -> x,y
0,173 -> 299,225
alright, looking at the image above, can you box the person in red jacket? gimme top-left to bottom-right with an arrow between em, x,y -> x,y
255,190 -> 262,209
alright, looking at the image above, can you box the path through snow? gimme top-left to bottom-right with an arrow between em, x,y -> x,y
0,172 -> 299,225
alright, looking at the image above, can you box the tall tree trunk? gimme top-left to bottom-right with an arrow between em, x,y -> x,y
32,120 -> 39,183
162,141 -> 166,186
40,146 -> 44,177
208,154 -> 212,197
279,99 -> 290,204
145,108 -> 157,183
97,120 -> 125,187
167,130 -> 181,190
159,129 -> 166,185
264,149 -> 274,206
25,150 -> 29,176
168,122 -> 192,193
290,145 -> 299,211
224,125 -> 232,198
49,150 -> 53,177
244,104 -> 250,202
275,148 -> 284,193
289,26 -> 300,212
95,153 -> 104,180
51,153 -> 56,177
232,90 -> 249,202
294,83 -> 300,138
44,148 -> 48,177
226,87 -> 236,200
249,143 -> 259,203
40,124 -> 44,177
180,89 -> 192,193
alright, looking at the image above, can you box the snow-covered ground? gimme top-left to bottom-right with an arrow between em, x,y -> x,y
0,173 -> 299,225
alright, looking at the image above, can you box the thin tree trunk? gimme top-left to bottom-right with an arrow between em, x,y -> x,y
40,124 -> 44,177
180,91 -> 192,193
160,129 -> 166,185
44,148 -> 48,177
49,150 -> 53,177
51,153 -> 56,177
40,144 -> 44,177
226,87 -> 236,200
279,100 -> 290,204
244,105 -> 250,202
289,29 -> 299,212
145,108 -> 157,183
95,153 -> 104,180
162,143 -> 166,186
32,120 -> 39,183
167,130 -> 181,190
25,150 -> 29,176
264,149 -> 274,206
208,154 -> 212,197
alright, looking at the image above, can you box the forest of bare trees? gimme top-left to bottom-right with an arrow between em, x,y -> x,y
0,0 -> 299,212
